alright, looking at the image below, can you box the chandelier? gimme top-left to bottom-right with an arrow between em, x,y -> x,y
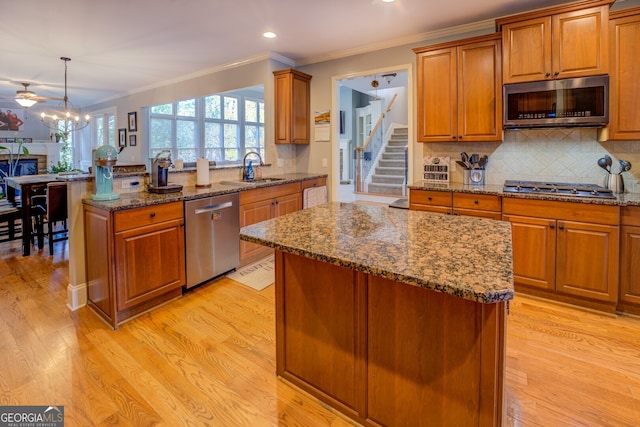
40,57 -> 90,140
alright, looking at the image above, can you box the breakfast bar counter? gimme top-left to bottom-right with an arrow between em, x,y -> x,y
240,202 -> 514,426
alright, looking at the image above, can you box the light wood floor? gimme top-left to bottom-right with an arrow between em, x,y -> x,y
1,239 -> 640,426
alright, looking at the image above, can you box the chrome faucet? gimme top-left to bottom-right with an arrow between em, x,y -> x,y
242,151 -> 264,181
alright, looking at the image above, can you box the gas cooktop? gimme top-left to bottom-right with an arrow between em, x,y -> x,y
503,180 -> 616,199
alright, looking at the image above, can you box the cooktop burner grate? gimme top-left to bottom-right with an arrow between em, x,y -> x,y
503,180 -> 616,199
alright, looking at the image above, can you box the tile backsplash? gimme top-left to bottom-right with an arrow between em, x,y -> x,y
422,128 -> 640,193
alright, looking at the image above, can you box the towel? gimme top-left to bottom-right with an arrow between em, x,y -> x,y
303,186 -> 327,208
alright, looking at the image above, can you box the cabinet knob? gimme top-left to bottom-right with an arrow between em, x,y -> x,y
150,212 -> 156,218
474,199 -> 479,204
558,224 -> 564,230
428,196 -> 432,201
554,71 -> 560,77
545,72 -> 551,78
550,224 -> 555,229
458,136 -> 463,140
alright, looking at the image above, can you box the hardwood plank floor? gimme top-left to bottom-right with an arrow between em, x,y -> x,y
0,239 -> 639,426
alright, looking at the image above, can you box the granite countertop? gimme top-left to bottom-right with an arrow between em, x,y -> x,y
407,181 -> 640,207
240,202 -> 514,304
82,173 -> 327,211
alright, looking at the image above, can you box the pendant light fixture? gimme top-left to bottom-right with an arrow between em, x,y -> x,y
40,57 -> 90,139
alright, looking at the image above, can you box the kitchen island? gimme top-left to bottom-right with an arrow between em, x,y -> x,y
240,202 -> 514,426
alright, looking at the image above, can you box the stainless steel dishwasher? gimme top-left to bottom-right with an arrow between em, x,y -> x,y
184,192 -> 239,288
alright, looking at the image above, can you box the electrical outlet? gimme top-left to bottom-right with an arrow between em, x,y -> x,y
120,178 -> 139,189
322,158 -> 328,167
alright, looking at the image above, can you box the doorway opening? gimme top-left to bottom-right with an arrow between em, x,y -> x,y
333,65 -> 412,205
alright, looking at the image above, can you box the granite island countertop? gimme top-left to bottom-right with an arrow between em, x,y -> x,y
82,173 -> 327,212
240,202 -> 514,304
408,181 -> 640,206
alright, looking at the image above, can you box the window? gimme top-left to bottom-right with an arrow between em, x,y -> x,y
149,86 -> 264,164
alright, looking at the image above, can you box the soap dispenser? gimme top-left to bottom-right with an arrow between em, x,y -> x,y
245,160 -> 255,181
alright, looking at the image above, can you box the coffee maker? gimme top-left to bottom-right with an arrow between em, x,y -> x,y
91,145 -> 120,201
148,150 -> 183,193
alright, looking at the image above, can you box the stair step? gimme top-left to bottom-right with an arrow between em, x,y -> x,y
371,175 -> 405,184
382,153 -> 405,160
379,159 -> 405,168
386,146 -> 407,152
375,166 -> 405,176
367,183 -> 405,196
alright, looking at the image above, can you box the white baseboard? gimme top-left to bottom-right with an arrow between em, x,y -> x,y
67,282 -> 87,311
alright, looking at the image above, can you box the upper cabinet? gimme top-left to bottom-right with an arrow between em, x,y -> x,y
413,33 -> 503,143
273,68 -> 312,145
605,7 -> 640,140
497,0 -> 613,84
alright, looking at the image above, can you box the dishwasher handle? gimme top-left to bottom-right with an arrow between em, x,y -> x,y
195,201 -> 234,215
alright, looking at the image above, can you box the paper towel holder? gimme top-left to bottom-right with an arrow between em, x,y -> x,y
196,157 -> 212,188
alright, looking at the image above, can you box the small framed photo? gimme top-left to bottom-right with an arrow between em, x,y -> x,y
129,134 -> 137,147
128,111 -> 137,132
118,128 -> 127,147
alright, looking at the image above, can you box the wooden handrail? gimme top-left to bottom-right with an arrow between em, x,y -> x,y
386,93 -> 398,113
357,113 -> 385,153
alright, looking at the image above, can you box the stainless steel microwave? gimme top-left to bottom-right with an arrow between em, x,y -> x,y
503,75 -> 609,129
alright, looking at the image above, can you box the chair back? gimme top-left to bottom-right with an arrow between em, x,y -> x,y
46,182 -> 68,223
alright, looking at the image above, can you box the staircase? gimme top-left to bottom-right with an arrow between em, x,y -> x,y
367,127 -> 408,196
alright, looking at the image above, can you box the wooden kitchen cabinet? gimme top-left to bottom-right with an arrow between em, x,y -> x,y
605,7 -> 640,140
497,1 -> 612,83
619,207 -> 640,314
452,193 -> 502,219
503,198 -> 619,311
84,201 -> 185,328
409,188 -> 452,214
273,68 -> 312,145
239,182 -> 302,264
413,33 -> 502,143
409,189 -> 502,219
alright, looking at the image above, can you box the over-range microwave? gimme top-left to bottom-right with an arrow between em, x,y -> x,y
503,75 -> 609,129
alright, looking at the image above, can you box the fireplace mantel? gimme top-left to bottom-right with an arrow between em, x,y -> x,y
0,141 -> 62,172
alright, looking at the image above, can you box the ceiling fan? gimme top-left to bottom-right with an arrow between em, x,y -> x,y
2,82 -> 64,108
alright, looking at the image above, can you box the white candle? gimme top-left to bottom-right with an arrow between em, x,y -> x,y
196,158 -> 210,186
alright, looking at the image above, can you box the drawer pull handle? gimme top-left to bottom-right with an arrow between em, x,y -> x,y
474,199 -> 479,204
150,212 -> 156,218
428,197 -> 432,201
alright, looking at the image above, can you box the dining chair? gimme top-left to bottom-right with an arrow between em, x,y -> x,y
32,182 -> 68,254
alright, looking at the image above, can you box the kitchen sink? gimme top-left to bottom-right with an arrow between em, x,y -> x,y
219,177 -> 286,186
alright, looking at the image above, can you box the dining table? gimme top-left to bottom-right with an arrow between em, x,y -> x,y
4,174 -> 64,256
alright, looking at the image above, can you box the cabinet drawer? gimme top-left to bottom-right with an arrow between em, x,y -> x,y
409,189 -> 452,208
114,201 -> 184,232
301,177 -> 327,191
621,206 -> 640,227
453,193 -> 501,212
502,198 -> 619,226
240,182 -> 301,205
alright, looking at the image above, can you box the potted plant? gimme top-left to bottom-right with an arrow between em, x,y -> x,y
0,138 -> 30,197
53,132 -> 65,143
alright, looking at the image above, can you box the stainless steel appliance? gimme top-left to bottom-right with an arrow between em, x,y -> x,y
503,75 -> 609,129
503,180 -> 616,199
184,193 -> 240,288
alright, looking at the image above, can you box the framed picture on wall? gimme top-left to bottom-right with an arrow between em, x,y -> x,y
128,111 -> 137,132
118,128 -> 126,147
129,134 -> 137,147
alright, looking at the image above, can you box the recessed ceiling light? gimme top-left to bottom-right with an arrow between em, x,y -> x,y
382,0 -> 395,3
263,32 -> 277,39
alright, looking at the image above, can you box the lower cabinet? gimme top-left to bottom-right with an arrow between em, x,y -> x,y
239,182 -> 302,265
84,201 -> 185,328
619,207 -> 640,314
503,198 -> 619,310
409,188 -> 501,219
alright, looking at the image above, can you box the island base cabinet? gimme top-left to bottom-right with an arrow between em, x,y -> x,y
619,206 -> 640,314
275,250 -> 505,427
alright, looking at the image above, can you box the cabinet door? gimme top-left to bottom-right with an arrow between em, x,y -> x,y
501,17 -> 552,83
555,220 -> 618,302
291,73 -> 311,144
275,192 -> 302,217
552,6 -> 608,79
416,47 -> 457,142
620,226 -> 640,306
503,215 -> 556,290
239,198 -> 274,263
608,10 -> 640,140
274,69 -> 312,145
457,38 -> 502,142
114,219 -> 185,311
